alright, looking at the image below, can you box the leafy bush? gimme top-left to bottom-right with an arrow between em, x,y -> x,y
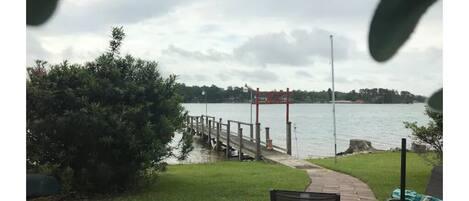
404,106 -> 443,164
27,27 -> 189,193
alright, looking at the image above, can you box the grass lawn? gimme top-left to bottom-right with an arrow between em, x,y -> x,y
308,152 -> 435,201
102,161 -> 310,201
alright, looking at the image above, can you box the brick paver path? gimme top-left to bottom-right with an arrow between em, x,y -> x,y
264,155 -> 377,201
306,165 -> 377,201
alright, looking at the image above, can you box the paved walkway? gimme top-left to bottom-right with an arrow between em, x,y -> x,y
306,165 -> 377,201
265,155 -> 378,201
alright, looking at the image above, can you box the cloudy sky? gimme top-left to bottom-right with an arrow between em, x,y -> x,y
27,0 -> 442,96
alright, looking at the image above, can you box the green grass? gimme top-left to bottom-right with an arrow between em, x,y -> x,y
102,161 -> 310,201
308,152 -> 435,201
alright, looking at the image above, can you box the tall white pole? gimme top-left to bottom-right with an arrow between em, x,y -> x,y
330,35 -> 337,164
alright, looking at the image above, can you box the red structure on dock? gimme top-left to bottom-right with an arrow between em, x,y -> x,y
254,87 -> 292,155
254,88 -> 291,124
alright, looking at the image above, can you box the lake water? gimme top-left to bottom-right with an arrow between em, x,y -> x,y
167,103 -> 429,163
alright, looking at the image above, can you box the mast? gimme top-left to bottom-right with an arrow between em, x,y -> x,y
330,35 -> 337,164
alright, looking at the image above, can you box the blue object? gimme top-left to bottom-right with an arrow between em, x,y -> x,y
27,174 -> 61,198
391,188 -> 442,201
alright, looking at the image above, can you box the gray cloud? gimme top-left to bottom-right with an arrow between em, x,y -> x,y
37,0 -> 189,34
230,69 -> 279,83
233,29 -> 355,66
178,74 -> 209,82
320,74 -> 376,86
333,77 -> 374,85
162,45 -> 230,62
163,28 -> 355,67
217,0 -> 379,24
26,33 -> 50,66
295,70 -> 313,78
26,0 -> 441,95
217,72 -> 232,81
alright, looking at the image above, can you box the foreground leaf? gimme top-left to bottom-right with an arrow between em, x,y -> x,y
368,0 -> 437,62
427,88 -> 442,112
27,0 -> 59,26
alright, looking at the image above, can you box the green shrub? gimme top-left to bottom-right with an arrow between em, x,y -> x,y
404,106 -> 443,164
27,27 -> 189,193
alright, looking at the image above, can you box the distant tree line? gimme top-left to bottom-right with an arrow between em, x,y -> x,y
175,84 -> 426,104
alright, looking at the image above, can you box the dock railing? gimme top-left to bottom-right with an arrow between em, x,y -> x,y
185,115 -> 290,160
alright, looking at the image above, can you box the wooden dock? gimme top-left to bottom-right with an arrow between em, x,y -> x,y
184,115 -> 378,200
185,115 -> 316,168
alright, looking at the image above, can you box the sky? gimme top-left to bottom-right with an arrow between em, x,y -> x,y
26,0 -> 442,96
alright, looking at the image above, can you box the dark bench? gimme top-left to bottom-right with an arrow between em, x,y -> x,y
270,189 -> 340,201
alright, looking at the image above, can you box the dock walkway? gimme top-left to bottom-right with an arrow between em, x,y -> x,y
185,115 -> 377,201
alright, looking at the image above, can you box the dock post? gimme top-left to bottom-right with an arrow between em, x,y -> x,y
190,117 -> 194,134
216,122 -> 221,150
255,123 -> 261,161
238,127 -> 243,161
265,127 -> 273,150
208,120 -> 212,146
201,115 -> 205,138
286,121 -> 292,155
226,121 -> 231,157
196,117 -> 199,135
250,124 -> 254,142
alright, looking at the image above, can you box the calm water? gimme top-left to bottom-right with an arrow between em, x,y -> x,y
167,103 -> 428,163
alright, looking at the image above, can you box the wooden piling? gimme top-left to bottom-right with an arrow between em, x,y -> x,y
208,120 -> 212,146
266,127 -> 273,150
216,122 -> 221,150
226,121 -> 231,157
250,124 -> 254,142
238,127 -> 243,161
201,115 -> 205,137
286,121 -> 292,155
255,123 -> 261,161
196,117 -> 199,135
190,117 -> 194,134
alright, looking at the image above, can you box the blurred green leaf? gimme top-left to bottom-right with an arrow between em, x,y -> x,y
427,88 -> 442,112
27,0 -> 59,26
368,0 -> 436,62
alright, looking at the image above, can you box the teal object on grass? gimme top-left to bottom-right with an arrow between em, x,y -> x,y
27,174 -> 61,198
391,189 -> 442,201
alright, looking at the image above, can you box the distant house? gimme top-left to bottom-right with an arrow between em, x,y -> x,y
328,99 -> 365,104
329,100 -> 352,104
